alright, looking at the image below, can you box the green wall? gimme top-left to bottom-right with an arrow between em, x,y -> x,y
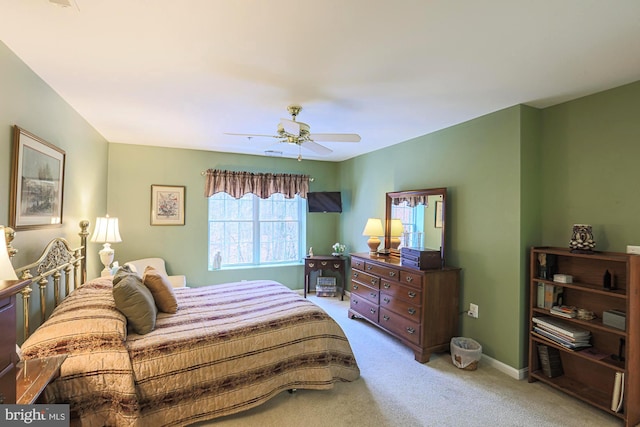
1,42 -> 108,342
106,143 -> 341,288
540,81 -> 640,250
339,106 -> 527,368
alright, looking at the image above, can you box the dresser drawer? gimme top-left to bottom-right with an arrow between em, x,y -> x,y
351,269 -> 380,289
364,262 -> 399,280
0,297 -> 16,371
380,292 -> 422,321
399,270 -> 423,289
350,294 -> 379,323
351,257 -> 366,270
380,280 -> 422,303
351,281 -> 379,304
379,307 -> 421,346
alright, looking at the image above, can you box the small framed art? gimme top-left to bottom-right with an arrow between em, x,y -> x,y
10,126 -> 65,230
151,185 -> 185,225
435,200 -> 443,228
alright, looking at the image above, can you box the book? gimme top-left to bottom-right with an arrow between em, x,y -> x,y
544,284 -> 564,309
537,344 -> 563,378
537,282 -> 545,308
611,371 -> 624,412
532,316 -> 590,339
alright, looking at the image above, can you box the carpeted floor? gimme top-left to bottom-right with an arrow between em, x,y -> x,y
196,294 -> 622,427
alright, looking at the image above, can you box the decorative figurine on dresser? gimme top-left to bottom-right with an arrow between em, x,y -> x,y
349,188 -> 460,363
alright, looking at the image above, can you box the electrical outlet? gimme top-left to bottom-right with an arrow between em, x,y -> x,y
627,245 -> 640,255
468,303 -> 479,318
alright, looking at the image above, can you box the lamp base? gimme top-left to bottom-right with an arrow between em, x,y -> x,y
390,237 -> 401,250
367,237 -> 381,255
98,243 -> 115,277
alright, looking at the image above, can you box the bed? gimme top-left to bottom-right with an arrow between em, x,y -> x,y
9,223 -> 360,426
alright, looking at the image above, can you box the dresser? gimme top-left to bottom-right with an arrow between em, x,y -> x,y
0,279 -> 31,404
349,253 -> 460,363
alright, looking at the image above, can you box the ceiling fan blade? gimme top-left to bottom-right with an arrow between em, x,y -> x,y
309,133 -> 361,142
301,140 -> 333,155
279,119 -> 301,136
224,132 -> 279,139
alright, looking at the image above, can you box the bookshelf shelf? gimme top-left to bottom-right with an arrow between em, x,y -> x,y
528,247 -> 640,426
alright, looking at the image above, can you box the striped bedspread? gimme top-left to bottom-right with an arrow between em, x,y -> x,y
20,278 -> 360,427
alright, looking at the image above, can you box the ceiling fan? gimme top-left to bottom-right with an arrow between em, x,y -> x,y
225,105 -> 361,160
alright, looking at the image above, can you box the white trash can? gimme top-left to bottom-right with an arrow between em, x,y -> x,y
450,337 -> 482,370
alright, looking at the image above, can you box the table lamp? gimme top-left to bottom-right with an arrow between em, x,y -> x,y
362,218 -> 384,255
90,216 -> 122,277
0,226 -> 18,280
390,219 -> 404,250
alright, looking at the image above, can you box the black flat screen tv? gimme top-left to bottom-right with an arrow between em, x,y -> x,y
307,191 -> 342,213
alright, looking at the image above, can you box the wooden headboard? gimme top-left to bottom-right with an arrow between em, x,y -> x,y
5,221 -> 89,341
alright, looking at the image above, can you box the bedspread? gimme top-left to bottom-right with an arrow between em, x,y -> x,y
20,278 -> 360,427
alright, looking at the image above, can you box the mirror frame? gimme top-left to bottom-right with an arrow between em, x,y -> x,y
384,187 -> 447,263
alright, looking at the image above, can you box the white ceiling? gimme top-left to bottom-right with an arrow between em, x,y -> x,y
2,1 -> 640,161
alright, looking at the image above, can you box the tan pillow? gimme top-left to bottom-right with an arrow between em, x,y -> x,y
142,266 -> 178,314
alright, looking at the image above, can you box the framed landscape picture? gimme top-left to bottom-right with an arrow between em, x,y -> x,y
10,126 -> 65,230
151,185 -> 185,225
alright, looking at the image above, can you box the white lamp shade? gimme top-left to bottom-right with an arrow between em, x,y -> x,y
362,218 -> 384,237
91,216 -> 122,243
0,226 -> 18,281
390,219 -> 404,237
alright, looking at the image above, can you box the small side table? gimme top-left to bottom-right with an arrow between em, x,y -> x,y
16,354 -> 67,404
304,256 -> 346,300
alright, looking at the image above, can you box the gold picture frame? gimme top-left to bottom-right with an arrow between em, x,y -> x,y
151,185 -> 185,226
10,126 -> 65,230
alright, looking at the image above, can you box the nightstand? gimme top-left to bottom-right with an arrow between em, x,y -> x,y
16,355 -> 67,404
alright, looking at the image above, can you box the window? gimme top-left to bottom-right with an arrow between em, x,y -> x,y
208,192 -> 306,269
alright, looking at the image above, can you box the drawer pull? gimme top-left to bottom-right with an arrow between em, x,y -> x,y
389,271 -> 396,277
371,279 -> 377,285
383,297 -> 391,304
383,283 -> 391,289
353,284 -> 359,290
367,265 -> 373,271
383,315 -> 390,321
408,291 -> 416,298
408,308 -> 416,315
308,262 -> 315,268
370,308 -> 377,314
333,263 -> 341,269
353,272 -> 359,278
406,327 -> 415,334
406,276 -> 414,283
352,299 -> 358,305
321,261 -> 328,266
370,292 -> 377,298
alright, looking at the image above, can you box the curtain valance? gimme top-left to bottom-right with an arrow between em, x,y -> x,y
392,195 -> 428,208
204,169 -> 310,199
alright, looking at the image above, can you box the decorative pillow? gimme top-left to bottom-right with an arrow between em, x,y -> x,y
113,264 -> 140,284
142,266 -> 178,314
113,274 -> 157,334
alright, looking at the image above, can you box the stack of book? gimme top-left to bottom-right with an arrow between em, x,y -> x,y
316,277 -> 337,297
550,305 -> 577,318
537,344 -> 563,378
532,316 -> 591,350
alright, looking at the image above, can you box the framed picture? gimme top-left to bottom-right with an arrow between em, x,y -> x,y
435,200 -> 443,228
151,185 -> 185,225
10,126 -> 65,230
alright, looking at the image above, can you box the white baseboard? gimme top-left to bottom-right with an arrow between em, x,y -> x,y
481,353 -> 529,380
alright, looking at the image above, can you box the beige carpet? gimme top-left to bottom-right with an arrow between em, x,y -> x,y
195,295 -> 621,427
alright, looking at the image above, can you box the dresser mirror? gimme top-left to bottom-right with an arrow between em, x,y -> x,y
384,188 -> 447,262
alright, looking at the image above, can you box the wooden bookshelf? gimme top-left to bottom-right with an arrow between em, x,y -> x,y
528,247 -> 640,426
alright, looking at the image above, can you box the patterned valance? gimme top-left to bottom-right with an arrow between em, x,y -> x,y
392,195 -> 428,208
204,169 -> 310,199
